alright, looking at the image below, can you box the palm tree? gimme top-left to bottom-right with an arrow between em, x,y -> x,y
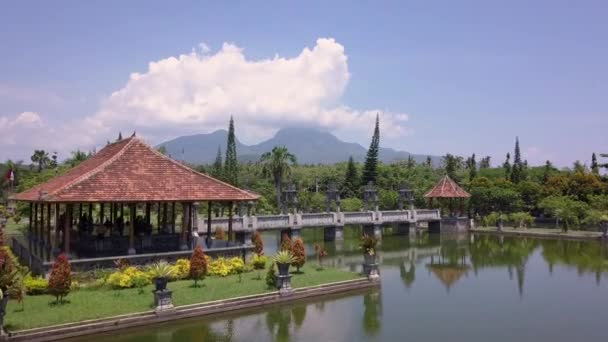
30,150 -> 50,172
259,146 -> 297,210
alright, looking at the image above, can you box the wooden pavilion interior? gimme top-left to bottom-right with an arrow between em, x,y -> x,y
10,137 -> 259,262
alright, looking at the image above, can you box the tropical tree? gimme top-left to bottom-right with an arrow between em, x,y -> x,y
466,153 -> 477,181
442,154 -> 463,181
362,114 -> 380,186
510,137 -> 523,183
224,116 -> 239,186
342,156 -> 359,198
503,153 -> 511,179
65,150 -> 89,167
591,153 -> 599,174
48,254 -> 71,304
479,156 -> 491,169
211,146 -> 223,180
30,150 -> 50,172
259,146 -> 297,209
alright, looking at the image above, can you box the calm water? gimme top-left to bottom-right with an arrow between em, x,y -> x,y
76,229 -> 608,342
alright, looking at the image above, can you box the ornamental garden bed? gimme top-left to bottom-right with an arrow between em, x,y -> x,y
5,263 -> 361,331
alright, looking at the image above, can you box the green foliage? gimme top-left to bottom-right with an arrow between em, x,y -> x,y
266,262 -> 277,288
251,254 -> 268,270
508,212 -> 535,228
360,235 -> 377,255
342,156 -> 359,198
511,137 -> 524,183
259,146 -> 297,209
539,196 -> 590,230
31,150 -> 50,172
341,198 -> 363,212
65,150 -> 90,167
147,261 -> 176,279
378,189 -> 398,210
362,114 -> 380,186
24,275 -> 48,295
224,116 -> 239,186
211,146 -> 223,180
299,191 -> 326,212
273,250 -> 296,264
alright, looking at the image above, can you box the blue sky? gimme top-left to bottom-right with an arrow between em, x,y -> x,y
1,0 -> 607,167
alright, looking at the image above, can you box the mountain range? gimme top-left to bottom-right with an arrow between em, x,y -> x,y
157,127 -> 441,165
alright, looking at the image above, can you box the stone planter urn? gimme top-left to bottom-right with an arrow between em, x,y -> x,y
0,295 -> 9,336
154,277 -> 168,292
364,253 -> 376,265
277,262 -> 290,276
362,253 -> 380,281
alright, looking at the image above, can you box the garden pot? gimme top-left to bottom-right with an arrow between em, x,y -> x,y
364,253 -> 376,265
154,277 -> 168,291
0,295 -> 8,328
277,262 -> 290,276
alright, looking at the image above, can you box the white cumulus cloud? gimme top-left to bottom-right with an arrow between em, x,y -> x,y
87,38 -> 409,144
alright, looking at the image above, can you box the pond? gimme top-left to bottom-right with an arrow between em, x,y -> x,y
75,228 -> 608,342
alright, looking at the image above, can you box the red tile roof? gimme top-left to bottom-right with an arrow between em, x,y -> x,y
12,137 -> 259,203
424,175 -> 471,198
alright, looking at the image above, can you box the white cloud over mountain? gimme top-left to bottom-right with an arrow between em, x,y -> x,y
2,38 -> 409,160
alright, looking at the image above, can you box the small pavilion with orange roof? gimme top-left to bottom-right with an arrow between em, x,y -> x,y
10,136 -> 258,270
424,175 -> 471,217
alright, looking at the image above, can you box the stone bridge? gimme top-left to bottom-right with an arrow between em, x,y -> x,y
196,209 -> 442,242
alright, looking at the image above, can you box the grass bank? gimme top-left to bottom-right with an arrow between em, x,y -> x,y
471,226 -> 605,240
5,264 -> 361,331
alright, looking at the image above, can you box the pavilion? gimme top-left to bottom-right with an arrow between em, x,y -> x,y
424,175 -> 471,217
10,136 -> 258,269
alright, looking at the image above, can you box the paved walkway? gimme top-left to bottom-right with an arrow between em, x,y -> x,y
470,226 -> 606,241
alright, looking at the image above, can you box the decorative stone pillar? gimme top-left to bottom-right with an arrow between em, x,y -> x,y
180,203 -> 189,250
153,290 -> 175,314
128,204 -> 136,255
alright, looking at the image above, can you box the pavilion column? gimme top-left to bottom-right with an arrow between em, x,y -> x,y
38,202 -> 44,257
180,203 -> 189,250
191,203 -> 199,249
145,203 -> 151,226
46,203 -> 51,261
228,201 -> 234,242
100,203 -> 105,223
163,203 -> 168,231
206,201 -> 213,248
88,204 -> 93,223
33,203 -> 39,256
171,202 -> 176,234
157,203 -> 162,233
54,203 -> 61,257
64,204 -> 72,256
28,202 -> 33,250
128,204 -> 136,255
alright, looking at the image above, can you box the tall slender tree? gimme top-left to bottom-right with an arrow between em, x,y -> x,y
362,114 -> 380,186
479,156 -> 491,169
342,156 -> 359,198
503,153 -> 511,180
542,160 -> 554,184
425,156 -> 432,168
211,146 -> 223,180
467,153 -> 477,181
224,116 -> 239,186
260,146 -> 297,210
442,154 -> 463,180
510,137 -> 523,183
591,153 -> 599,174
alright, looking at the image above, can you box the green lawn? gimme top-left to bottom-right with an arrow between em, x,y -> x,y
472,226 -> 604,239
5,264 -> 361,331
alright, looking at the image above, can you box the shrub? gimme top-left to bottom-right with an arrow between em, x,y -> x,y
113,258 -> 130,272
280,233 -> 292,252
252,231 -> 264,255
48,254 -> 71,303
251,254 -> 268,270
266,262 -> 277,288
291,237 -> 306,272
24,274 -> 48,295
314,244 -> 328,269
12,215 -> 22,225
509,212 -> 534,228
360,235 -> 377,255
215,227 -> 226,240
273,250 -> 295,264
171,259 -> 190,280
208,257 -> 246,277
108,266 -> 151,289
189,246 -> 207,287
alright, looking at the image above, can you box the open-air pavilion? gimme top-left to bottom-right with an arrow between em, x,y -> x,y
10,137 -> 258,273
424,175 -> 471,217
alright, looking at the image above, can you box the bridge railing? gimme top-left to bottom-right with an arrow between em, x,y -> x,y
199,217 -> 244,231
256,214 -> 290,230
380,210 -> 411,222
342,211 -> 375,224
300,213 -> 336,226
414,209 -> 441,221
